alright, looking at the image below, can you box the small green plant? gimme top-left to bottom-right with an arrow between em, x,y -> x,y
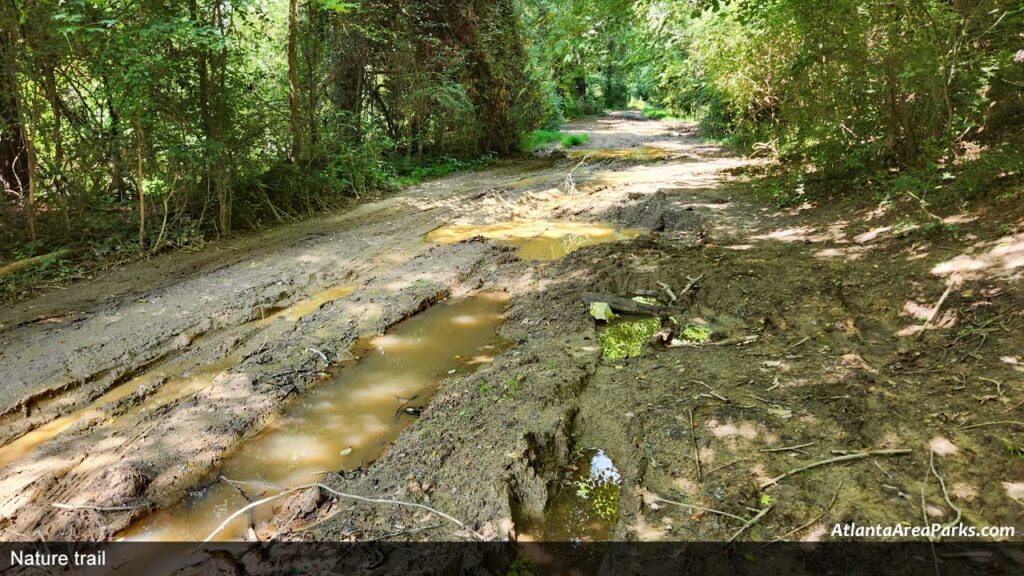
478,382 -> 500,402
1001,438 -> 1024,460
559,133 -> 590,148
641,104 -> 670,120
521,129 -> 590,151
681,324 -> 713,343
522,129 -> 562,151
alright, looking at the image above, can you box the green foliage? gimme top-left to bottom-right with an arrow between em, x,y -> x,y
641,105 -> 670,120
559,133 -> 590,147
598,318 -> 661,360
680,324 -> 712,343
523,129 -> 564,151
522,129 -> 590,151
1,0 -> 539,285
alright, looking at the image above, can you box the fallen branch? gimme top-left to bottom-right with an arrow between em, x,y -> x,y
689,408 -> 702,482
705,458 -> 749,477
648,494 -> 748,523
728,505 -> 772,543
581,293 -> 684,317
657,281 -> 678,303
760,449 -> 912,490
680,274 -> 705,296
0,249 -> 71,279
708,335 -> 759,347
563,154 -> 591,196
916,285 -> 954,340
202,483 -> 479,545
760,442 -> 816,453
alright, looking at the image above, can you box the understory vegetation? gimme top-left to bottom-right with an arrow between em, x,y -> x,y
1,0 -> 1022,296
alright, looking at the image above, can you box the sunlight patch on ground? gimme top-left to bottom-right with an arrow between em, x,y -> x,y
426,220 -> 641,261
931,233 -> 1024,280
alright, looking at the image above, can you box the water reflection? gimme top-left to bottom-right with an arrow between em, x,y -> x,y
123,292 -> 509,541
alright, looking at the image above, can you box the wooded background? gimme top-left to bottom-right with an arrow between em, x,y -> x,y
1,0 -> 1021,279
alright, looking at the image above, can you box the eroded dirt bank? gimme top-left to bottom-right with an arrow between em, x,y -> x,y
0,113 -> 1022,552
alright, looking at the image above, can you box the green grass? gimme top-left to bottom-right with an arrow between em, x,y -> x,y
641,105 -> 671,120
392,156 -> 493,187
560,133 -> 590,147
522,129 -> 590,152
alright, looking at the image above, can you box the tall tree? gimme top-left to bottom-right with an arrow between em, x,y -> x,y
0,29 -> 28,202
288,0 -> 301,162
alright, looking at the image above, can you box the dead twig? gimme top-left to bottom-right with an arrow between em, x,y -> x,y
760,442 -> 816,453
728,505 -> 772,543
657,281 -> 678,303
648,494 -> 748,523
760,449 -> 912,490
916,285 -> 954,340
929,450 -> 962,530
787,337 -> 811,350
705,458 -> 749,477
769,482 -> 843,543
689,408 -> 702,483
708,335 -> 759,347
563,154 -> 591,196
1001,400 -> 1024,415
680,274 -> 705,296
693,380 -> 729,403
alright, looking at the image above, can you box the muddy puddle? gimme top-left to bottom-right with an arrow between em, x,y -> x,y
122,292 -> 509,541
516,449 -> 622,542
426,221 -> 640,261
256,285 -> 356,326
0,357 -> 239,471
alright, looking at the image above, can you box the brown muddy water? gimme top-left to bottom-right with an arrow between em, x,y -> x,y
255,285 -> 356,326
122,292 -> 509,541
426,221 -> 640,261
516,448 -> 622,542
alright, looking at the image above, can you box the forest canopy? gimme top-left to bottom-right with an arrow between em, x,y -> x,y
1,0 -> 1021,287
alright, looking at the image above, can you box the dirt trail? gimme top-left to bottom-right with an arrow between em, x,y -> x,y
1,112 -> 1022,545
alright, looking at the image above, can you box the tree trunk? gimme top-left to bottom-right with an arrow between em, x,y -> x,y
45,64 -> 70,230
305,1 -> 319,152
0,29 -> 28,201
135,119 -> 145,248
214,0 -> 231,234
288,0 -> 301,162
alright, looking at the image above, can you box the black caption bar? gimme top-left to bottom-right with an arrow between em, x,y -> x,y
3,542 -> 1023,575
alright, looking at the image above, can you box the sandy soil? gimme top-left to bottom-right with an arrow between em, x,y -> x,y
0,111 -> 1022,546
